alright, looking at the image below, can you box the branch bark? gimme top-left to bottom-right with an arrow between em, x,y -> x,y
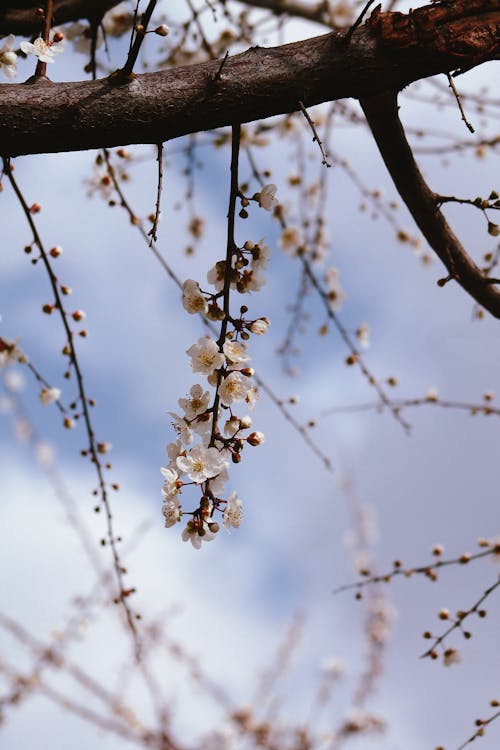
1,2 -> 498,158
0,0 -> 118,34
360,91 -> 500,318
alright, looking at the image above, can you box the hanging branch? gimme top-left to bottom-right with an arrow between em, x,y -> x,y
2,157 -> 142,661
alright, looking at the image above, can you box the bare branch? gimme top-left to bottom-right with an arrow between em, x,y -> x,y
1,2 -> 498,157
360,90 -> 500,318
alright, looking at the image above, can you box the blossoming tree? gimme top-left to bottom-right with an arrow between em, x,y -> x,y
0,1 -> 499,749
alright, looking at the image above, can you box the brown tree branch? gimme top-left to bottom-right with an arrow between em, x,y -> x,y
1,2 -> 498,158
360,90 -> 500,318
0,0 -> 119,34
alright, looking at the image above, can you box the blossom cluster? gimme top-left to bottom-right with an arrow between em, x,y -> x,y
161,244 -> 270,548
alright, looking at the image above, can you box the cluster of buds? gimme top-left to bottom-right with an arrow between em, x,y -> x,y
161,246 -> 270,548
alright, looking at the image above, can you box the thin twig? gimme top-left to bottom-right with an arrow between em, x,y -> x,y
298,100 -> 331,167
121,0 -> 159,78
3,157 -> 142,661
343,0 -> 376,46
148,142 -> 164,244
446,73 -> 475,134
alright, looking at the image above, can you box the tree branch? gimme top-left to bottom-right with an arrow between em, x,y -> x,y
0,0 -> 119,34
1,2 -> 498,158
360,90 -> 500,318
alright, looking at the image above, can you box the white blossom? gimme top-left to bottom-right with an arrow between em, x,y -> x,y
245,385 -> 259,409
161,466 -> 181,500
166,439 -> 184,466
224,416 -> 240,437
168,412 -> 193,445
182,279 -> 208,315
356,323 -> 370,349
39,387 -> 61,405
443,648 -> 461,667
162,497 -> 182,527
20,37 -> 65,64
256,184 -> 278,211
0,35 -> 18,79
102,3 -> 134,36
208,468 -> 228,496
182,520 -> 216,549
178,384 -> 210,420
251,241 -> 272,271
223,492 -> 244,529
249,318 -> 270,335
176,445 -> 228,483
187,337 -> 224,376
242,269 -> 266,292
324,266 -> 346,311
279,226 -> 303,256
223,340 -> 250,366
0,338 -> 25,367
207,261 -> 226,291
218,371 -> 251,407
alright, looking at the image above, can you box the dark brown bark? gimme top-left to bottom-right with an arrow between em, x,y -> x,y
1,2 -> 498,158
361,91 -> 500,318
0,0 -> 118,34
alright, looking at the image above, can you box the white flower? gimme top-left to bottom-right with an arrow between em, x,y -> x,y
39,387 -> 61,405
102,4 -> 134,36
218,371 -> 251,407
223,340 -> 250,366
242,269 -> 266,292
20,37 -> 65,64
426,386 -> 438,402
162,497 -> 182,527
256,184 -> 278,211
324,266 -> 346,311
178,384 -> 210,420
166,439 -> 183,466
207,261 -> 226,291
182,520 -> 216,549
356,323 -> 370,349
176,445 -> 228,483
0,338 -> 25,367
182,279 -> 208,315
279,226 -> 303,256
187,337 -> 224,376
0,35 -> 18,80
223,492 -> 244,529
191,416 -> 212,440
208,468 -> 228,496
168,412 -> 193,445
161,466 -> 181,499
249,317 -> 270,335
245,385 -> 259,409
443,648 -> 461,667
224,416 -> 240,437
251,241 -> 271,271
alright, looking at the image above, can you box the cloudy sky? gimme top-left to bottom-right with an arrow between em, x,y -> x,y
1,3 -> 500,749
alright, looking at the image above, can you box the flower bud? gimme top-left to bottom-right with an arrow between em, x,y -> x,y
247,431 -> 265,446
72,310 -> 86,322
155,24 -> 169,36
49,246 -> 62,258
249,317 -> 270,335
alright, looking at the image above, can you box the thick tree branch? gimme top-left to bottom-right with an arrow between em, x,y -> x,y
0,0 -> 118,34
360,91 -> 500,318
1,2 -> 498,158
